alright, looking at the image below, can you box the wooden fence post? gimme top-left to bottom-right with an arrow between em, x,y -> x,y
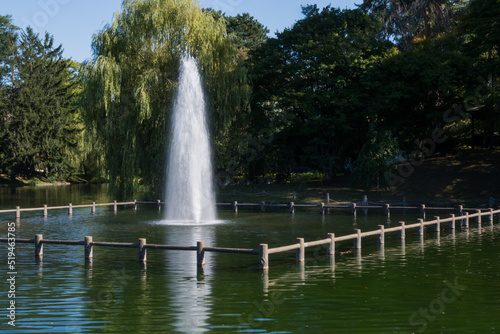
352,203 -> 357,215
476,210 -> 481,224
260,201 -> 266,213
197,241 -> 205,266
489,208 -> 494,226
91,202 -> 96,214
449,214 -> 456,229
434,216 -> 441,232
68,203 -> 73,215
233,201 -> 238,213
290,202 -> 295,214
362,195 -> 368,206
133,200 -> 138,211
420,204 -> 426,218
43,205 -> 48,217
399,222 -> 406,239
113,200 -> 118,213
296,238 -> 305,262
458,205 -> 463,225
378,225 -> 385,244
35,234 -> 43,257
157,200 -> 161,212
418,219 -> 424,236
320,203 -> 325,215
260,244 -> 269,270
138,238 -> 147,262
85,236 -> 93,260
327,233 -> 335,255
326,193 -> 330,205
15,206 -> 20,219
354,229 -> 361,249
464,212 -> 469,229
384,204 -> 390,217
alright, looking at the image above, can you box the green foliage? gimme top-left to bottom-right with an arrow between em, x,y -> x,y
459,0 -> 500,61
0,15 -> 18,170
289,171 -> 325,183
458,0 -> 499,143
359,0 -> 468,49
84,0 -> 248,199
2,0 -> 494,194
356,126 -> 400,189
225,13 -> 269,54
0,27 -> 81,178
249,6 -> 393,179
0,14 -> 18,83
359,40 -> 473,151
203,10 -> 269,53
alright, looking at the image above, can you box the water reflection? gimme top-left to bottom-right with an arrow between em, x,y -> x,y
260,221 -> 498,297
378,244 -> 385,261
2,195 -> 498,333
0,184 -> 110,210
161,225 -> 215,333
419,234 -> 425,256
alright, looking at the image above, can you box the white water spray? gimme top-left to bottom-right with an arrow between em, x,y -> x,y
165,54 -> 216,223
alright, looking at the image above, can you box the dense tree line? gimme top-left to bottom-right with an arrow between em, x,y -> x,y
1,0 -> 498,198
242,0 -> 498,187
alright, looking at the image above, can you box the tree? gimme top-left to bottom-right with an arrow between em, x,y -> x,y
359,38 -> 473,152
0,15 -> 18,174
360,0 -> 468,49
356,125 -> 399,190
458,0 -> 499,149
0,14 -> 18,84
84,0 -> 248,199
249,6 -> 392,179
2,27 -> 80,177
225,13 -> 269,59
198,10 -> 270,181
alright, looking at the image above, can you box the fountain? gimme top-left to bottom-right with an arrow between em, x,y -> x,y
165,54 -> 217,223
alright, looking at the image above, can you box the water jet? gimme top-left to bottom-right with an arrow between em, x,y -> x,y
165,54 -> 216,223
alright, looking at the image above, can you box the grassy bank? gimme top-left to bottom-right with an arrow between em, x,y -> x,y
216,150 -> 500,207
0,174 -> 88,187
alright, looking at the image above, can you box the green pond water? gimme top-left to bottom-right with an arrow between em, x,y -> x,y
1,185 -> 499,333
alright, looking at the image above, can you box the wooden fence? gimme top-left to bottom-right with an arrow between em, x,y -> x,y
260,208 -> 500,269
0,235 -> 259,264
228,201 -> 482,218
1,207 -> 499,270
0,200 -> 147,218
0,199 -> 493,219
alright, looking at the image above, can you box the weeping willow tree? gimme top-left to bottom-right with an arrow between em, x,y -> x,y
83,0 -> 248,199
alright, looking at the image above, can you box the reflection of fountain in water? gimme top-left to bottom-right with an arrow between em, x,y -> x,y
165,54 -> 216,223
164,226 -> 214,333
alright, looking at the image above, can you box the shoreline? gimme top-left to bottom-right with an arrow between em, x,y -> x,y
0,173 -> 90,188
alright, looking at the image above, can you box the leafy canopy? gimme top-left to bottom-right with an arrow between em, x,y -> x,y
249,6 -> 392,178
1,27 -> 80,177
84,0 -> 248,199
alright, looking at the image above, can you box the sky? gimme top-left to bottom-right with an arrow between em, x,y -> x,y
1,0 -> 358,63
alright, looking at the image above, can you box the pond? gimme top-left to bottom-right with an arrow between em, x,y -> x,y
1,185 -> 499,333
